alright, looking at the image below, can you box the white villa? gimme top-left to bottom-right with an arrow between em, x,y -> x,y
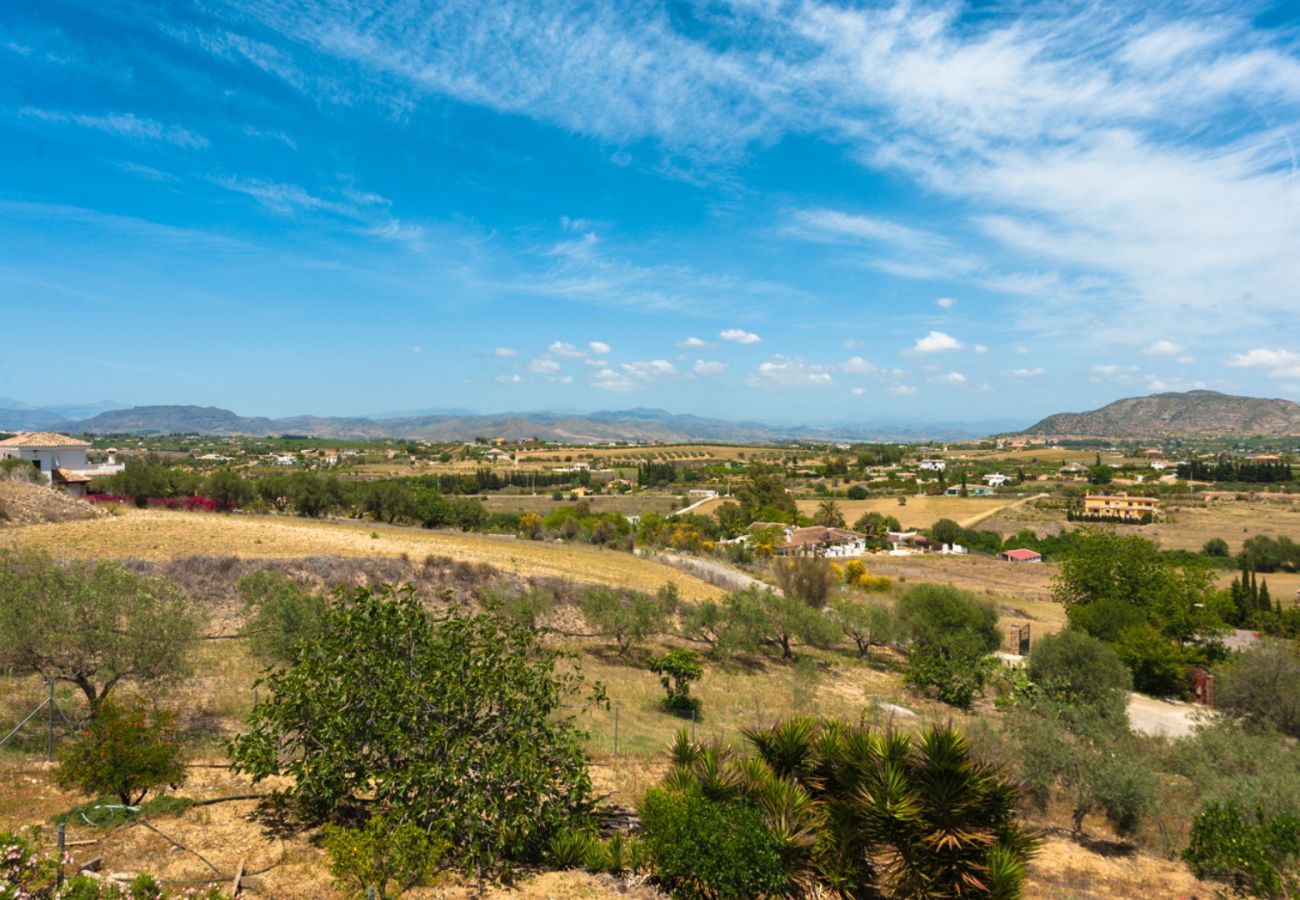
983,472 -> 1010,487
0,432 -> 124,496
917,459 -> 946,471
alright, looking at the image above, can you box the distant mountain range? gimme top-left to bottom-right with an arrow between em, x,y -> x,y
0,401 -> 1023,444
1021,390 -> 1300,438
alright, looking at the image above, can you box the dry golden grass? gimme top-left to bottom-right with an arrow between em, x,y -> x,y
690,493 -> 1018,530
0,510 -> 725,601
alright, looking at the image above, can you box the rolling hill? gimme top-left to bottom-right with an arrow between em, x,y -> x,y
1022,390 -> 1300,438
2,403 -> 1023,444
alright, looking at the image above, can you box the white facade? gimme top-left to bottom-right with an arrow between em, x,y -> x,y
918,459 -> 946,471
0,443 -> 88,474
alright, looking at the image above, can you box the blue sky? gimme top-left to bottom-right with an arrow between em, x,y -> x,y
2,0 -> 1299,424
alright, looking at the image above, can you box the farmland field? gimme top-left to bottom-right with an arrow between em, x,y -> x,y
0,509 -> 725,600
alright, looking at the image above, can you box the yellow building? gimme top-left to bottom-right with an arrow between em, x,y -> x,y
1083,492 -> 1159,521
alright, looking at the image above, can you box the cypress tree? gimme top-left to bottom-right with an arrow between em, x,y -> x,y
1259,579 -> 1272,612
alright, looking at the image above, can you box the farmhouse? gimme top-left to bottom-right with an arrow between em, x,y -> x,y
945,485 -> 995,496
983,472 -> 1010,487
743,523 -> 867,557
917,459 -> 946,472
0,432 -> 124,496
999,548 -> 1043,563
1083,492 -> 1159,521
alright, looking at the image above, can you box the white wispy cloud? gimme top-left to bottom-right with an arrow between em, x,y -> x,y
693,359 -> 726,376
527,358 -> 562,373
1007,367 -> 1045,378
20,107 -> 208,148
840,356 -> 876,374
931,371 -> 967,386
936,297 -> 956,309
406,345 -> 423,354
677,336 -> 709,349
911,331 -> 963,353
592,359 -> 677,391
747,356 -> 833,388
1227,348 -> 1300,379
588,341 -> 611,355
548,341 -> 585,358
1144,339 -> 1184,356
890,384 -> 919,395
720,328 -> 761,344
493,347 -> 518,357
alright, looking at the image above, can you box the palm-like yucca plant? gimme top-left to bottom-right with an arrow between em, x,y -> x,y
654,721 -> 1035,899
856,725 -> 1038,898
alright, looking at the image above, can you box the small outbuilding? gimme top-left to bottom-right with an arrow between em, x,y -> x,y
998,548 -> 1043,563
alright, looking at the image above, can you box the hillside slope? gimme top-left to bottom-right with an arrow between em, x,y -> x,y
1022,390 -> 1300,438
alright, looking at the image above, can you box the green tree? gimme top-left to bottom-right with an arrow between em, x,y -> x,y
322,814 -> 449,900
238,570 -> 328,665
648,648 -> 704,716
1184,802 -> 1300,897
1203,537 -> 1230,558
829,597 -> 903,660
0,548 -> 202,710
229,585 -> 599,875
931,517 -> 964,547
735,463 -> 797,522
580,586 -> 674,656
56,702 -> 186,806
813,499 -> 846,528
1026,629 -> 1131,725
1217,639 -> 1300,738
897,585 -> 1000,709
203,468 -> 251,511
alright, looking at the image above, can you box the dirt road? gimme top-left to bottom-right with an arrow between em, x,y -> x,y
1128,693 -> 1210,739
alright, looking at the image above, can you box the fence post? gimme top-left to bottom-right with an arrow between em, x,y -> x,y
56,822 -> 65,887
613,706 -> 619,757
47,679 -> 55,763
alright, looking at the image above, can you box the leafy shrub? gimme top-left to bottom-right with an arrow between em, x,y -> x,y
1026,629 -> 1131,724
648,648 -> 703,716
1184,802 -> 1300,897
0,548 -> 201,710
238,570 -> 328,665
1112,622 -> 1196,697
322,814 -> 448,899
898,584 -> 1000,708
773,556 -> 836,609
230,585 -> 599,875
1203,537 -> 1230,558
56,702 -> 186,806
580,586 -> 673,655
829,597 -> 903,660
640,786 -> 789,899
0,828 -> 60,895
1217,639 -> 1300,738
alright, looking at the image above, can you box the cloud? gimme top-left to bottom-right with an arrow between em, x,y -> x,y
677,336 -> 709,349
20,107 -> 208,148
890,384 -> 919,395
931,371 -> 967,386
911,331 -> 963,353
842,338 -> 864,349
850,387 -> 865,395
1007,367 -> 1045,378
588,341 -> 611,355
693,359 -> 726,376
406,345 -> 423,354
936,297 -> 956,309
215,177 -> 390,218
528,358 -> 562,373
973,344 -> 988,354
1144,340 -> 1185,356
1226,348 -> 1300,379
720,328 -> 761,344
1015,345 -> 1032,355
747,356 -> 834,388
495,373 -> 521,384
840,356 -> 876,374
593,359 -> 678,391
493,347 -> 518,357
548,341 -> 585,358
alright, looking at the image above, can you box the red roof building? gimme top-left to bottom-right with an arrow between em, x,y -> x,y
998,548 -> 1043,563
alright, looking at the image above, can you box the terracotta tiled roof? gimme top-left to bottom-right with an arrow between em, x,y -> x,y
1000,548 -> 1042,561
0,432 -> 91,447
52,468 -> 93,483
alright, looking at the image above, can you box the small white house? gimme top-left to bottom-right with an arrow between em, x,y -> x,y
983,472 -> 1010,487
0,432 -> 123,495
918,459 -> 946,472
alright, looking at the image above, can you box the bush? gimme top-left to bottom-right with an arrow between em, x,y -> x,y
0,828 -> 60,895
239,570 -> 328,665
56,702 -> 186,806
1026,629 -> 1131,724
648,648 -> 703,716
230,585 -> 599,875
898,584 -> 1000,709
772,555 -> 836,609
322,813 -> 448,899
1203,537 -> 1230,558
0,548 -> 202,710
640,787 -> 789,899
579,586 -> 674,656
1112,623 -> 1195,697
1217,639 -> 1300,738
829,597 -> 903,660
1184,802 -> 1300,897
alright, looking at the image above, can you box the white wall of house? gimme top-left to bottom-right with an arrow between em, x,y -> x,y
0,445 -> 88,478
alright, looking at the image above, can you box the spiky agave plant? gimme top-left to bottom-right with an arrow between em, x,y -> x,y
855,725 -> 1038,898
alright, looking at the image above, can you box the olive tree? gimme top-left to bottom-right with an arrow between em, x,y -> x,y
229,585 -> 601,874
0,548 -> 202,710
